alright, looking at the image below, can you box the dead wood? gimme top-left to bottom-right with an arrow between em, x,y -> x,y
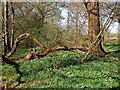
2,33 -> 46,65
24,46 -> 88,60
3,33 -> 88,62
6,33 -> 46,58
6,33 -> 29,58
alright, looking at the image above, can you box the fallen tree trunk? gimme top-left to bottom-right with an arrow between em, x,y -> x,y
3,33 -> 88,63
6,33 -> 29,58
24,46 -> 88,60
2,33 -> 46,66
6,33 -> 46,58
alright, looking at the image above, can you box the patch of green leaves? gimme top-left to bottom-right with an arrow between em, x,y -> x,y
2,40 -> 119,88
1,64 -> 20,87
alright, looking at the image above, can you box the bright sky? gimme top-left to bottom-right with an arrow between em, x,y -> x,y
109,22 -> 119,34
60,8 -> 119,34
60,8 -> 68,27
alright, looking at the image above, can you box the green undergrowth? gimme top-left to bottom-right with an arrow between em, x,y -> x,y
1,64 -> 20,87
1,40 -> 120,88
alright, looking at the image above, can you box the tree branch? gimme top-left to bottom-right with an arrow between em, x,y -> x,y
6,33 -> 46,58
24,46 -> 88,60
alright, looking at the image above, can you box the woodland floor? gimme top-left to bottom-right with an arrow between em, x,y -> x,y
1,40 -> 120,88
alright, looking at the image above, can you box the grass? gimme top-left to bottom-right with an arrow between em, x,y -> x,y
1,40 -> 120,88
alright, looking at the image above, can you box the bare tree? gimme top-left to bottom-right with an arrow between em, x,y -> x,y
84,1 -> 106,57
2,1 -> 7,55
67,3 -> 70,31
10,2 -> 15,48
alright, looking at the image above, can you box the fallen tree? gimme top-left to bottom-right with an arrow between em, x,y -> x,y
2,33 -> 46,66
24,46 -> 88,60
2,33 -> 88,63
6,33 -> 46,58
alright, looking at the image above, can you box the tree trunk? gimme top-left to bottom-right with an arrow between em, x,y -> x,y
79,28 -> 82,46
2,1 -> 7,55
75,4 -> 79,44
86,1 -> 106,56
67,5 -> 70,31
10,2 -> 14,48
6,2 -> 11,51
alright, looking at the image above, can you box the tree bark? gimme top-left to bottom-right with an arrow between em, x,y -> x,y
86,1 -> 106,56
10,2 -> 15,48
2,1 -> 7,56
6,2 -> 11,51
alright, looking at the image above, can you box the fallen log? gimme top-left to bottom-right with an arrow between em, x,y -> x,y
6,33 -> 29,58
6,33 -> 46,58
24,46 -> 88,60
3,33 -> 46,66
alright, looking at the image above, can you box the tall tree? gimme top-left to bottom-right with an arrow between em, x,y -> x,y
2,1 -> 8,55
67,4 -> 70,31
84,1 -> 106,56
6,2 -> 10,51
68,3 -> 82,44
10,2 -> 15,48
75,3 -> 79,44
